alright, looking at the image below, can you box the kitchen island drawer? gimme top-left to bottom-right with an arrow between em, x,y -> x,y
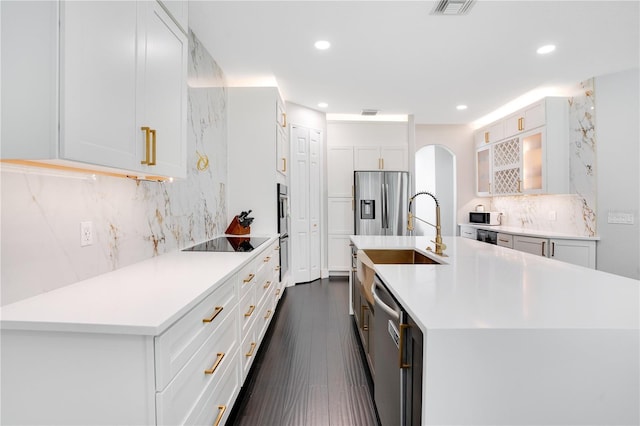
182,347 -> 241,426
156,310 -> 239,425
155,276 -> 237,390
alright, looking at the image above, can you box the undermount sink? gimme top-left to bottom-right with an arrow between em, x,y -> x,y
362,249 -> 441,265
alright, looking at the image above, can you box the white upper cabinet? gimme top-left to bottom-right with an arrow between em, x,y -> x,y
354,146 -> 407,171
504,100 -> 546,139
475,97 -> 569,196
1,1 -> 187,179
327,147 -> 355,197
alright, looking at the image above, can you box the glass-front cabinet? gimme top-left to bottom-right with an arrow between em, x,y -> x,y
475,146 -> 491,196
474,97 -> 569,196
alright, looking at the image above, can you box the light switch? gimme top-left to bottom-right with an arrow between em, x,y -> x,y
607,211 -> 635,225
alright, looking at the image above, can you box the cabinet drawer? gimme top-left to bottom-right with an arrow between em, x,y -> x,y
156,311 -> 239,425
497,233 -> 513,248
239,285 -> 257,337
460,226 -> 477,240
256,291 -> 276,342
155,277 -> 237,390
241,326 -> 259,381
238,256 -> 267,299
182,347 -> 241,426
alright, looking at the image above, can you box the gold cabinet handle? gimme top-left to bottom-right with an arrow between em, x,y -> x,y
281,157 -> 287,172
204,352 -> 225,375
202,306 -> 223,323
518,117 -> 524,131
214,405 -> 227,426
399,323 -> 411,369
498,238 -> 510,243
275,266 -> 281,271
264,256 -> 271,262
263,280 -> 272,289
140,127 -> 151,164
517,179 -> 522,193
484,131 -> 489,143
244,305 -> 255,317
360,305 -> 369,331
243,273 -> 255,283
149,129 -> 157,166
275,246 -> 280,250
245,342 -> 257,357
264,309 -> 272,319
381,158 -> 384,169
281,112 -> 287,128
275,289 -> 281,296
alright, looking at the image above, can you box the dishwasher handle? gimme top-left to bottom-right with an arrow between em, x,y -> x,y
372,278 -> 400,321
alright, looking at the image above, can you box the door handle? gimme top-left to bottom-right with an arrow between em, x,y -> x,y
399,323 -> 411,369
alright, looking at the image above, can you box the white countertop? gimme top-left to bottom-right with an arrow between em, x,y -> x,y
0,235 -> 279,336
351,235 -> 638,331
459,223 -> 600,240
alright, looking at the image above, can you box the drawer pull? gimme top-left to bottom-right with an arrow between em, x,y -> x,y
204,352 -> 225,375
264,256 -> 271,262
243,273 -> 255,283
275,246 -> 280,250
275,266 -> 281,271
246,342 -> 257,357
244,305 -> 256,317
202,306 -> 223,323
275,289 -> 281,296
264,309 -> 272,319
214,405 -> 227,426
263,280 -> 272,289
499,238 -> 510,243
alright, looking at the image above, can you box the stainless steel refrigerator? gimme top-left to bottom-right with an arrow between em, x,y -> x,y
354,171 -> 410,235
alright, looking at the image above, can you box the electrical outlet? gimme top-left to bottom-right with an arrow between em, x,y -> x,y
80,221 -> 93,246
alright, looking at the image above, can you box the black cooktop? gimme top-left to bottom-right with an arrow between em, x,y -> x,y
182,236 -> 270,252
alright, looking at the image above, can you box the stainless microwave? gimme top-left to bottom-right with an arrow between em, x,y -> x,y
469,211 -> 502,225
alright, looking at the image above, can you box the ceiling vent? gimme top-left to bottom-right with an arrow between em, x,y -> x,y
431,0 -> 476,15
361,109 -> 379,116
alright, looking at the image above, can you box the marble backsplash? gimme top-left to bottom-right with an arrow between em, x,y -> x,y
0,31 -> 228,306
486,80 -> 598,237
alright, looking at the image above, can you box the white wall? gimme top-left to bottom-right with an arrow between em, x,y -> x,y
327,121 -> 408,147
594,68 -> 640,279
415,124 -> 479,229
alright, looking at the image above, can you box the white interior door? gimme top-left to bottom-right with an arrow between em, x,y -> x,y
291,125 -> 321,283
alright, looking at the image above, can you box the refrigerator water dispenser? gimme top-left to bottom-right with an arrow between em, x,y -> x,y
361,200 -> 375,219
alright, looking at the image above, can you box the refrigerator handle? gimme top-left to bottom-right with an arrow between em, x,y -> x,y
382,183 -> 389,229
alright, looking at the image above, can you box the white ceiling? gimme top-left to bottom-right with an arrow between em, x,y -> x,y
188,1 -> 639,125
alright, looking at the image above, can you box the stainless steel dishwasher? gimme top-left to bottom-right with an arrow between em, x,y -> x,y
372,274 -> 423,426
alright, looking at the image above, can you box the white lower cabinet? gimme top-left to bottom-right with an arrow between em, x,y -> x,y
496,233 -> 513,248
459,225 -> 477,240
549,239 -> 596,269
0,241 -> 282,426
328,235 -> 353,272
513,235 -> 549,257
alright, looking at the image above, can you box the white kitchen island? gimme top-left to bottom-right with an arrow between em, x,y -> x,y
351,235 -> 639,425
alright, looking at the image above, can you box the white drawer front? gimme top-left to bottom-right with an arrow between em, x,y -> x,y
240,326 -> 258,381
238,256 -> 266,299
497,233 -> 514,248
183,347 -> 241,426
239,285 -> 257,337
155,277 -> 237,390
156,311 -> 239,425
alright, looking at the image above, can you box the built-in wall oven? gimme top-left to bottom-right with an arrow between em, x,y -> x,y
277,184 -> 289,280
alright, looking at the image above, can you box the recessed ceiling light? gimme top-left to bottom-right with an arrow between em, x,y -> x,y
456,105 -> 468,111
536,44 -> 556,55
318,102 -> 329,108
314,40 -> 331,50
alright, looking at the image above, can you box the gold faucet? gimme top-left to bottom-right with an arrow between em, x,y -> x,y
408,191 -> 447,257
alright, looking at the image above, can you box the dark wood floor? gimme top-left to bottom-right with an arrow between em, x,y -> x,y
228,277 -> 380,426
